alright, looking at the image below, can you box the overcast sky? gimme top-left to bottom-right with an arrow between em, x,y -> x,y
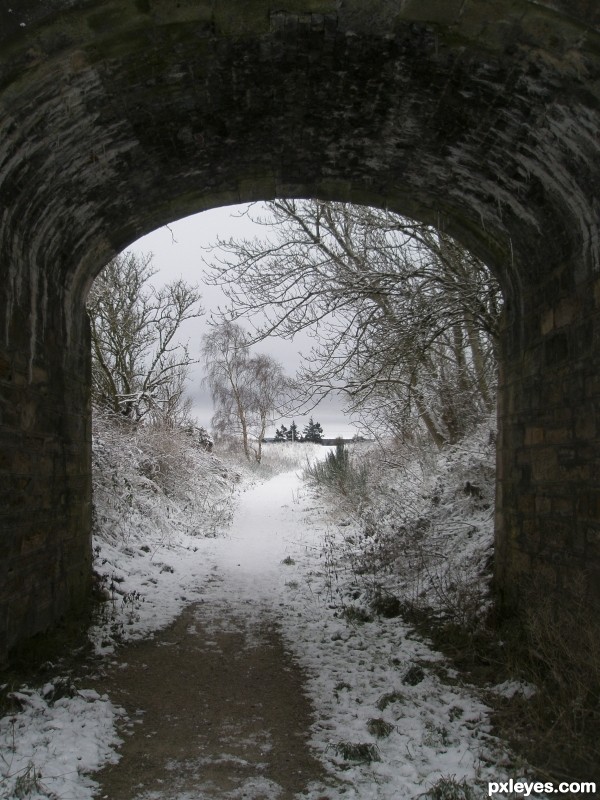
128,204 -> 358,438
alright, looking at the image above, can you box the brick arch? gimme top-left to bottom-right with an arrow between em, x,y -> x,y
1,1 -> 599,658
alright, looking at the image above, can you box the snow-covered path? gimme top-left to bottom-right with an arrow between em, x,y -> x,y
94,470 -> 336,799
197,469 -> 320,601
2,467 -> 516,800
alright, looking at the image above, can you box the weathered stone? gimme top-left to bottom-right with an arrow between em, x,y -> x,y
524,426 -> 545,446
1,1 -> 600,660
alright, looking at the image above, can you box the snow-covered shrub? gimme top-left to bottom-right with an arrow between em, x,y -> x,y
182,423 -> 213,451
90,408 -> 241,652
92,408 -> 237,547
318,417 -> 497,631
312,417 -> 600,783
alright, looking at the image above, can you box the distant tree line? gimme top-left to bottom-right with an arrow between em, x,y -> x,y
274,418 -> 324,443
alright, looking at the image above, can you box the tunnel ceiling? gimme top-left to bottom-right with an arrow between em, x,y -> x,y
0,1 -> 599,304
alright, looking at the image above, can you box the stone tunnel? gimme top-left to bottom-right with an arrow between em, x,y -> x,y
1,0 -> 599,660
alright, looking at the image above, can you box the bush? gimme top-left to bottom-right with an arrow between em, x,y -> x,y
304,439 -> 369,503
366,718 -> 395,738
92,408 -> 236,544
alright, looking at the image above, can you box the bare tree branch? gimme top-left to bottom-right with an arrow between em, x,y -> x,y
87,251 -> 203,424
202,201 -> 502,445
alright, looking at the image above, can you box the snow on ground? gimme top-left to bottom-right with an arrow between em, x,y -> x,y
0,686 -> 121,800
178,468 -> 521,799
1,432 -> 533,799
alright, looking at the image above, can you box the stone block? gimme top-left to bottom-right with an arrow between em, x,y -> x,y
517,492 -> 536,513
551,494 -> 574,515
585,525 -> 600,557
530,447 -> 560,482
535,494 -> 552,514
540,308 -> 554,335
577,490 -> 600,520
575,411 -> 596,440
554,297 -> 579,328
545,426 -> 572,444
568,523 -> 587,556
544,332 -> 569,366
524,426 -> 545,445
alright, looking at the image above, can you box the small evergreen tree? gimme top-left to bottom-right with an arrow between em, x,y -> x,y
286,421 -> 300,442
274,425 -> 288,442
303,417 -> 324,443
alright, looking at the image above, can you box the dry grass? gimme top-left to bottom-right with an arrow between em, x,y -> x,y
421,776 -> 477,800
366,717 -> 395,738
333,741 -> 381,763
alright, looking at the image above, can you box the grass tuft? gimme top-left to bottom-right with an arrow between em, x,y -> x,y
421,775 -> 477,800
304,439 -> 369,503
333,741 -> 381,763
402,665 -> 426,686
369,589 -> 403,618
340,606 -> 373,625
366,717 -> 395,738
13,762 -> 44,798
376,690 -> 405,711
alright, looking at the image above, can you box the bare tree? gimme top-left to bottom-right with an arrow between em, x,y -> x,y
201,321 -> 288,462
203,201 -> 501,446
249,353 -> 290,461
87,251 -> 203,424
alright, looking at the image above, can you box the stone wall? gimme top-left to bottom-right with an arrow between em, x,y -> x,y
1,0 -> 599,659
0,261 -> 92,658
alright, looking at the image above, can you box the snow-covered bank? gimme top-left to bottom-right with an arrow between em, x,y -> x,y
321,420 -> 498,630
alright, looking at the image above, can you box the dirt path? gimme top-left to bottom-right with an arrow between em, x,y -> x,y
93,601 -> 330,800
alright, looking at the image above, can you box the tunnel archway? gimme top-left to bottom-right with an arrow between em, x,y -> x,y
1,1 -> 600,658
